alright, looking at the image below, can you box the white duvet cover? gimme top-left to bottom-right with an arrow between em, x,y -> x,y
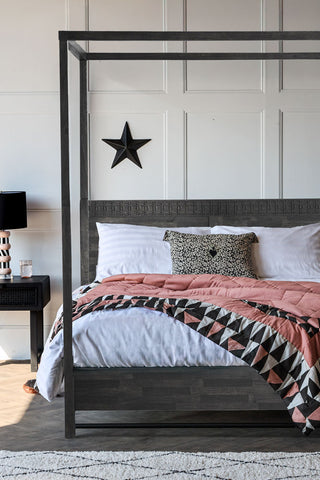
36,286 -> 245,401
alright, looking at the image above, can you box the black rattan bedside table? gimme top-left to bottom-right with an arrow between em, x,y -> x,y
0,275 -> 50,371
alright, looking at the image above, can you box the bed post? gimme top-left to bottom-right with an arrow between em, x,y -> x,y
59,36 -> 75,438
79,58 -> 89,285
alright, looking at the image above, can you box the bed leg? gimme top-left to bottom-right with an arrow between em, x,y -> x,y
64,377 -> 75,438
65,406 -> 76,438
65,422 -> 75,438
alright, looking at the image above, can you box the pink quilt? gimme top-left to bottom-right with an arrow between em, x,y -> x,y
54,273 -> 320,434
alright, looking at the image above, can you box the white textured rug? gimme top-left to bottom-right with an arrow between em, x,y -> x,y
1,450 -> 320,480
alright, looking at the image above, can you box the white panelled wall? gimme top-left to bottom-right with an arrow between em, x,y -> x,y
1,0 -> 319,359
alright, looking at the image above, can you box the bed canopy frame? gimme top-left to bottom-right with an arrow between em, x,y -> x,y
59,30 -> 320,438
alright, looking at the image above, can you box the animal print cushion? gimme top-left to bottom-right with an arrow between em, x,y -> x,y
163,230 -> 258,278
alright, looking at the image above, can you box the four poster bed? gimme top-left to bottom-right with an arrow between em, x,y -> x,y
50,30 -> 320,438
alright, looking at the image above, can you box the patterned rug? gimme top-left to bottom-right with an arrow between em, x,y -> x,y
1,450 -> 320,480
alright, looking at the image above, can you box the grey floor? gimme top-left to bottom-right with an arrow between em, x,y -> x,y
1,361 -> 320,452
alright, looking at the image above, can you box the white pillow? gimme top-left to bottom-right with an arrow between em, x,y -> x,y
210,223 -> 320,280
96,223 -> 211,281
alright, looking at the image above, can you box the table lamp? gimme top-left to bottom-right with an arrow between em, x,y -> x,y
0,191 -> 27,279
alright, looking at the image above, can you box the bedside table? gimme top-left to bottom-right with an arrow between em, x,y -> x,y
0,275 -> 50,371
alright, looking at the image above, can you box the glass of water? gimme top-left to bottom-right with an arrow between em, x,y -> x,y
20,260 -> 32,278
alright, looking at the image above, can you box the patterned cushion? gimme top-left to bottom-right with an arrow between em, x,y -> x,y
163,230 -> 258,278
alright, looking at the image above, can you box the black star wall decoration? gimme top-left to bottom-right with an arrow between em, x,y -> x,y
102,122 -> 151,169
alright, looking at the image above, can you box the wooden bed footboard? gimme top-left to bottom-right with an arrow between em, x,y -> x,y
74,366 -> 286,412
71,366 -> 292,432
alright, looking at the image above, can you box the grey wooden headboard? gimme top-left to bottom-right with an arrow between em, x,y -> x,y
80,198 -> 320,284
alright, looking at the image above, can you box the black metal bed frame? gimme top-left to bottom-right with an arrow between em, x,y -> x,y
59,30 -> 320,438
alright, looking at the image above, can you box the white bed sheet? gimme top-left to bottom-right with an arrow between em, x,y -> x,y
37,278 -> 319,401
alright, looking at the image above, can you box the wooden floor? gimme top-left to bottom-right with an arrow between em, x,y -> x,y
1,361 -> 320,452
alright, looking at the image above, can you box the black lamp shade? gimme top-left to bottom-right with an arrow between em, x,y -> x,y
0,191 -> 27,230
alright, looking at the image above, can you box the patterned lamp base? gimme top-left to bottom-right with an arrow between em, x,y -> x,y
0,230 -> 12,279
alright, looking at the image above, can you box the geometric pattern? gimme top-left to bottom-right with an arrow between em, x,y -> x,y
54,289 -> 320,436
2,450 -> 320,479
0,232 -> 11,274
243,300 -> 320,338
